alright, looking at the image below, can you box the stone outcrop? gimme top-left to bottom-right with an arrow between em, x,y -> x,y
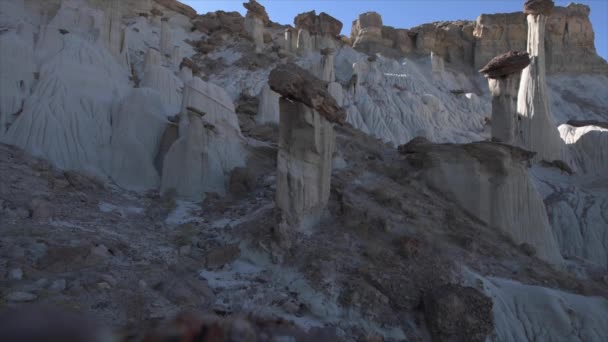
153,0 -> 196,19
480,51 -> 530,144
474,3 -> 607,73
269,64 -> 345,229
314,48 -> 336,82
192,11 -> 244,35
401,140 -> 564,265
351,12 -> 416,58
294,11 -> 343,37
141,48 -> 184,115
516,0 -> 565,162
243,0 -> 266,53
293,11 -> 342,53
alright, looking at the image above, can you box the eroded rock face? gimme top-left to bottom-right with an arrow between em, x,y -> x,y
243,0 -> 269,25
153,0 -> 196,18
474,3 -> 607,73
268,63 -> 346,124
294,11 -> 343,37
402,140 -> 563,265
424,284 -> 494,342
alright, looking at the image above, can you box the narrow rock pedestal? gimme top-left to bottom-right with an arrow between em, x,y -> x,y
268,63 -> 346,233
517,0 -> 564,161
480,51 -> 530,144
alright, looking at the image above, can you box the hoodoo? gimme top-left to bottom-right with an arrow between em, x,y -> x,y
269,63 -> 346,230
480,51 -> 530,144
516,0 -> 564,161
243,0 -> 266,53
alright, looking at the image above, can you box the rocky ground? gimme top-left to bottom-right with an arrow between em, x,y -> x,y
2,119 -> 607,340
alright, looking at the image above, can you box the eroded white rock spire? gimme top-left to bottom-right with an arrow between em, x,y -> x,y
480,51 -> 531,144
243,0 -> 267,53
269,63 -> 346,232
516,0 -> 564,161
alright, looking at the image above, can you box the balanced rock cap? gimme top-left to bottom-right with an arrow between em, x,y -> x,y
268,63 -> 346,124
243,0 -> 269,24
294,11 -> 343,37
479,51 -> 530,79
524,0 -> 555,16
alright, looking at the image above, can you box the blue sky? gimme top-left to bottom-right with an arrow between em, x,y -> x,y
183,0 -> 608,60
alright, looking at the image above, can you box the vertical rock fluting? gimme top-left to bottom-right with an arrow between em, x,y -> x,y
268,63 -> 346,230
256,84 -> 280,124
316,48 -> 336,82
159,17 -> 170,55
516,0 -> 564,161
480,51 -> 531,144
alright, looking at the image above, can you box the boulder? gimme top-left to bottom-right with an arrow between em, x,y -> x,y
268,63 -> 346,124
479,51 -> 530,79
524,0 -> 555,16
242,0 -> 269,24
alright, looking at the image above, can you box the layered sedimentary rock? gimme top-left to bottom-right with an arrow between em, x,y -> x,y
350,4 -> 607,74
402,140 -> 563,265
243,0 -> 265,53
269,64 -> 345,228
480,51 -> 530,144
294,11 -> 342,52
517,0 -> 565,162
474,3 -> 607,73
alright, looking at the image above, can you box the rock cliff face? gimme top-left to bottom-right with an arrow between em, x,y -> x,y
351,3 -> 607,74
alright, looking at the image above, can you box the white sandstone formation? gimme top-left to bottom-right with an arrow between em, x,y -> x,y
516,0 -> 564,161
296,29 -> 313,55
315,48 -> 336,82
102,0 -> 129,68
109,89 -> 168,190
559,124 -> 608,177
160,17 -> 171,55
243,0 -> 266,53
402,140 -> 563,265
141,48 -> 184,115
0,30 -> 35,137
269,63 -> 346,229
256,84 -> 280,124
161,76 -> 245,199
171,45 -> 181,66
480,51 -> 531,144
430,51 -> 445,82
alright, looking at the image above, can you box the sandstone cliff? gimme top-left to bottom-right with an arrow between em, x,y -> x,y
351,3 -> 607,74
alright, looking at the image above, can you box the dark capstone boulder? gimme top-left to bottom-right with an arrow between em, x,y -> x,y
479,51 -> 530,79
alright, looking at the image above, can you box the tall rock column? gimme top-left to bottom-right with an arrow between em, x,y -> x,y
268,63 -> 346,231
160,17 -> 170,55
517,0 -> 564,161
480,51 -> 530,144
316,48 -> 336,82
243,0 -> 268,53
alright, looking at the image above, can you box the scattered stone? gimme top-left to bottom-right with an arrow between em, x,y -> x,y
424,284 -> 494,342
6,291 -> 38,302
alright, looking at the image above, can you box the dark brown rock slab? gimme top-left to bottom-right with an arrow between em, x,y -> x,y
243,0 -> 269,24
524,0 -> 555,16
268,63 -> 346,124
479,51 -> 530,78
154,0 -> 197,19
566,120 -> 608,130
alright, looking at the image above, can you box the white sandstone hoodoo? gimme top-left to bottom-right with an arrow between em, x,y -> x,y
315,47 -> 336,82
516,0 -> 564,161
243,0 -> 268,53
160,17 -> 171,55
480,51 -> 531,144
268,63 -> 346,230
